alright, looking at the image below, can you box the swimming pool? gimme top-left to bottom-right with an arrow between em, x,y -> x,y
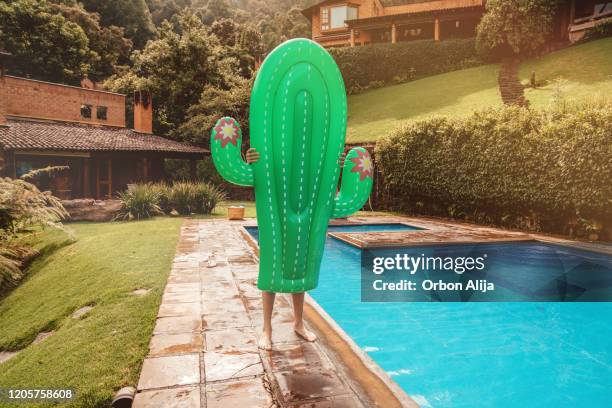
243,222 -> 422,241
312,239 -> 612,408
245,225 -> 612,407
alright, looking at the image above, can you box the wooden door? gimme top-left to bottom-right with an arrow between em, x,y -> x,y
96,159 -> 112,199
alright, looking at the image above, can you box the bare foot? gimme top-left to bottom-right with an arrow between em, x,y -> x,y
294,325 -> 317,342
258,331 -> 272,350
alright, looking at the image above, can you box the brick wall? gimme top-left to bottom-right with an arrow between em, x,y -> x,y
0,75 -> 6,125
1,76 -> 126,127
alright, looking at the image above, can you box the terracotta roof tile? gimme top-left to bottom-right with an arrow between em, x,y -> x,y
0,119 -> 208,155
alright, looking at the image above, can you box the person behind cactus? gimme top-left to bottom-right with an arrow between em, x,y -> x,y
211,39 -> 373,350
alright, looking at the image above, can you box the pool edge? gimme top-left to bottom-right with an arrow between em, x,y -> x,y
303,292 -> 420,408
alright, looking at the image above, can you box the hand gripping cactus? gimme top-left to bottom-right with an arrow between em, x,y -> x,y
211,39 -> 373,293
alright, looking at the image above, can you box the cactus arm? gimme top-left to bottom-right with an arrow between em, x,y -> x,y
332,147 -> 374,218
210,117 -> 254,187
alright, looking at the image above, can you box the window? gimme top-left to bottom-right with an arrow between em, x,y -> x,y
80,104 -> 92,119
321,5 -> 358,31
330,5 -> 358,29
96,106 -> 108,120
321,7 -> 329,31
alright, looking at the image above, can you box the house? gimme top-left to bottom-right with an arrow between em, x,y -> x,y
0,60 -> 207,200
301,0 -> 611,48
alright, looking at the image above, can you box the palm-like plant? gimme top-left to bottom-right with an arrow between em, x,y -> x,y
115,184 -> 163,221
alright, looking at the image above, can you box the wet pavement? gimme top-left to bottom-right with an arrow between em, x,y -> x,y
133,219 -> 366,407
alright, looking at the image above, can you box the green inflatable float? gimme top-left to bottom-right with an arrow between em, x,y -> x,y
211,38 -> 373,293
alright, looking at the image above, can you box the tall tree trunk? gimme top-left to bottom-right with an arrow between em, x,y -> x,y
498,57 -> 528,106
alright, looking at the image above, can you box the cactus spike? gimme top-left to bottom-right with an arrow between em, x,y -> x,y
210,117 -> 254,186
211,39 -> 372,293
333,147 -> 374,218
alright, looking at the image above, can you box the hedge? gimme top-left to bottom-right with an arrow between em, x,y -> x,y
329,38 -> 482,93
375,102 -> 612,234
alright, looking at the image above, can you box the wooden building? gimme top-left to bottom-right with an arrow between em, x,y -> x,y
302,0 -> 612,48
0,71 -> 207,200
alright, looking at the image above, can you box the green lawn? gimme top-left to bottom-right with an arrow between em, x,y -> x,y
520,37 -> 612,108
346,37 -> 612,143
0,219 -> 182,408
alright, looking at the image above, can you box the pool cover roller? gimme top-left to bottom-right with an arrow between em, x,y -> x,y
211,39 -> 373,293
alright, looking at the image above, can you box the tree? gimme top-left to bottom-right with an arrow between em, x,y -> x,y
477,0 -> 559,57
80,0 -> 156,48
0,0 -> 95,84
198,0 -> 234,25
105,11 -> 249,138
178,76 -> 252,146
476,0 -> 560,105
146,0 -> 192,26
51,2 -> 132,81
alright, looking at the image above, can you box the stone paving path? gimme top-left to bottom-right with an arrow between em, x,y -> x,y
133,219 -> 365,407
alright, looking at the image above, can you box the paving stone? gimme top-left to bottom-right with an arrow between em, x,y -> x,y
164,283 -> 200,294
250,307 -> 295,327
149,333 -> 204,356
133,386 -> 200,408
237,279 -> 260,299
200,266 -> 233,285
254,322 -> 302,344
204,351 -> 263,382
265,342 -> 331,372
158,302 -> 200,318
137,354 -> 199,390
32,331 -> 54,344
154,316 -> 202,334
132,288 -> 151,297
202,310 -> 251,330
161,291 -> 200,304
71,305 -> 93,319
231,267 -> 259,280
202,280 -> 240,301
286,395 -> 364,408
201,294 -> 245,315
0,351 -> 20,364
167,273 -> 200,284
205,328 -> 258,353
206,377 -> 271,408
274,368 -> 349,403
243,295 -> 263,314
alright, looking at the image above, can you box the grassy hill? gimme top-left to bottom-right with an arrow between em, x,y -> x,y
346,37 -> 612,143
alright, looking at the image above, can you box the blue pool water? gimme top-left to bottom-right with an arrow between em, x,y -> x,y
245,225 -> 612,407
312,240 -> 612,408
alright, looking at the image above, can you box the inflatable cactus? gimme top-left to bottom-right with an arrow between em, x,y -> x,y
211,39 -> 373,293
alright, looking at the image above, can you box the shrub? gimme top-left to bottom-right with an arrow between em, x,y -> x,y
0,171 -> 70,293
328,38 -> 482,93
375,101 -> 612,234
168,181 -> 226,215
115,184 -> 163,221
168,181 -> 196,215
194,182 -> 227,214
149,182 -> 171,213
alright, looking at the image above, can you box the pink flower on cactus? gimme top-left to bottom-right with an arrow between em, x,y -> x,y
214,118 -> 240,148
350,149 -> 373,181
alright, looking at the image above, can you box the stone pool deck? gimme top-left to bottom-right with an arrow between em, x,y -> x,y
133,219 -> 381,407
